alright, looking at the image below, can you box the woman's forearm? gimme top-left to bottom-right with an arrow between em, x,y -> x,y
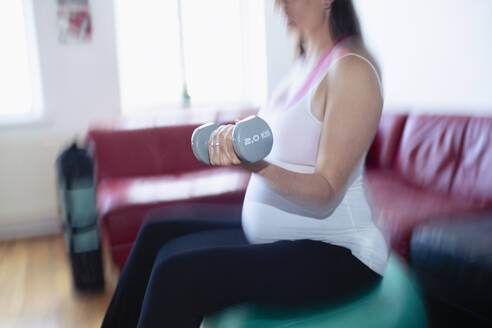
239,160 -> 340,217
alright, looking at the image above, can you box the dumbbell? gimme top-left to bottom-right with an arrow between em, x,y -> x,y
191,115 -> 273,165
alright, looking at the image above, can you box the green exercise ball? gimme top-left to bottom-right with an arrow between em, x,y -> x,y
202,252 -> 428,328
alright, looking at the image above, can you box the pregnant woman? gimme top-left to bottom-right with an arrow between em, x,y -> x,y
102,0 -> 388,327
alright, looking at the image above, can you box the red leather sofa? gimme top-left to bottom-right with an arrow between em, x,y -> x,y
365,112 -> 492,260
86,108 -> 492,270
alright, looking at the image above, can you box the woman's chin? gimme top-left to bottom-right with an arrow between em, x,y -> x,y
286,20 -> 297,31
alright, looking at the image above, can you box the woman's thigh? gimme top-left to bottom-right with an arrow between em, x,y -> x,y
153,227 -> 249,264
102,216 -> 243,328
142,232 -> 381,322
136,215 -> 242,247
128,215 -> 243,263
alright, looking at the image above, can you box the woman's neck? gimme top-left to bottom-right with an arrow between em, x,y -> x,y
302,26 -> 336,68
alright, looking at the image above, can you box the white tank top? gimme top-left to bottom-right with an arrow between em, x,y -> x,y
241,45 -> 389,275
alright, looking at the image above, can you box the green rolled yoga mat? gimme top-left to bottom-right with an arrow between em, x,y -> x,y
202,253 -> 428,328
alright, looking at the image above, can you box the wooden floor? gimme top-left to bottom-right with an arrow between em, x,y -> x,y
0,234 -> 116,328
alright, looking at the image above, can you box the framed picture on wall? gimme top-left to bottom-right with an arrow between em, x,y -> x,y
57,0 -> 92,44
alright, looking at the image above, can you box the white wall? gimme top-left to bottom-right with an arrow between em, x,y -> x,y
0,0 -> 120,240
355,0 -> 492,114
263,0 -> 295,100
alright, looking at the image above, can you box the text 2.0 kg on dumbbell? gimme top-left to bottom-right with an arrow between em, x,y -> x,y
191,115 -> 273,165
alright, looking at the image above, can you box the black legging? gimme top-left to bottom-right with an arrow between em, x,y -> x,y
101,215 -> 381,328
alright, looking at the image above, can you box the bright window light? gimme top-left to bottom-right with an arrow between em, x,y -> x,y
114,0 -> 183,112
0,0 -> 37,120
114,0 -> 267,113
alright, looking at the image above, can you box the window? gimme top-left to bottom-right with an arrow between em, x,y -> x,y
0,0 -> 42,122
114,0 -> 267,113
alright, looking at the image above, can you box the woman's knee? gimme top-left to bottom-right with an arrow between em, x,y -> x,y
148,255 -> 197,303
136,219 -> 163,241
131,220 -> 167,256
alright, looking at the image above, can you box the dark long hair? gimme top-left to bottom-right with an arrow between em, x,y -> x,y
297,0 -> 362,58
274,0 -> 382,98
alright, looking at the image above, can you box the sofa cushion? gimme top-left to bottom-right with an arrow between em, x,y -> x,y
364,169 -> 486,260
451,116 -> 492,203
410,212 -> 492,322
394,114 -> 469,194
366,112 -> 408,170
97,167 -> 251,245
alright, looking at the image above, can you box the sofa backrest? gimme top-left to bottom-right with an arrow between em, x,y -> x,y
450,116 -> 492,202
85,107 -> 259,184
394,114 -> 469,194
87,124 -> 207,183
366,112 -> 408,170
367,110 -> 492,203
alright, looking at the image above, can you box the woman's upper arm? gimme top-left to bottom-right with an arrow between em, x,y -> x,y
315,55 -> 383,196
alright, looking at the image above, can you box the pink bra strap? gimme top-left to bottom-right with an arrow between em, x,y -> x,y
287,36 -> 349,108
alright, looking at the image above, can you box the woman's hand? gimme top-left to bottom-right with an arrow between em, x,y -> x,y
208,124 -> 242,166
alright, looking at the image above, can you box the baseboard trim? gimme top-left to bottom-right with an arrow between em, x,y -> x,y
0,219 -> 62,241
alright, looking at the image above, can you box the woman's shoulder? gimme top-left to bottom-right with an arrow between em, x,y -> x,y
331,53 -> 377,77
331,40 -> 382,83
326,43 -> 383,99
